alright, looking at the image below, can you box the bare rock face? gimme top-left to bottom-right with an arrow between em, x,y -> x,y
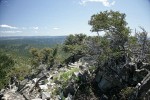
95,60 -> 149,93
98,78 -> 112,92
2,91 -> 25,100
63,83 -> 75,97
42,92 -> 51,100
96,72 -> 121,92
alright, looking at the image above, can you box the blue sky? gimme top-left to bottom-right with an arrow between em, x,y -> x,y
0,0 -> 150,36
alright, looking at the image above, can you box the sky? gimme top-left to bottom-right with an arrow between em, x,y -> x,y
0,0 -> 150,36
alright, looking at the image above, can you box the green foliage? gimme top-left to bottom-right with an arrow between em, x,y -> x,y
63,34 -> 87,63
63,33 -> 87,53
30,48 -> 41,67
86,36 -> 112,65
49,47 -> 58,67
128,36 -> 138,46
87,10 -> 134,68
53,68 -> 79,88
89,10 -> 128,33
59,68 -> 79,82
89,10 -> 130,50
89,66 -> 97,73
40,48 -> 53,64
0,53 -> 14,89
64,34 -> 86,45
29,47 -> 59,68
120,87 -> 134,98
8,66 -> 31,81
63,44 -> 86,55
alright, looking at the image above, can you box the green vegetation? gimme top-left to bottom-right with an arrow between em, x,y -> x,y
120,87 -> 134,99
62,34 -> 87,63
0,36 -> 66,89
30,47 -> 60,68
0,53 -> 14,89
59,68 -> 79,82
54,67 -> 80,88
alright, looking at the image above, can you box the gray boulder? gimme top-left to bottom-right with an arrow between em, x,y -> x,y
63,83 -> 75,97
98,77 -> 112,92
2,91 -> 25,100
65,93 -> 72,100
42,92 -> 50,100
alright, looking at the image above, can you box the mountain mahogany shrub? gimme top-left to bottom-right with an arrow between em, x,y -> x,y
8,65 -> 30,81
62,34 -> 88,63
29,47 -> 59,68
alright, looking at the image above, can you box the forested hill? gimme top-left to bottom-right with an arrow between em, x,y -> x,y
0,36 -> 66,48
0,36 -> 67,68
0,36 -> 66,56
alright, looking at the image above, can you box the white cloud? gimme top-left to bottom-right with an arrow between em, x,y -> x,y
33,27 -> 39,30
0,31 -> 22,33
0,24 -> 18,29
21,27 -> 27,30
53,27 -> 60,30
79,0 -> 115,7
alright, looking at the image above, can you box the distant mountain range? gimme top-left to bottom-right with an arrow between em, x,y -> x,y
0,36 -> 67,48
0,36 -> 67,40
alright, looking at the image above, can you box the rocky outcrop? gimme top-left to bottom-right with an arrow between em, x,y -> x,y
136,72 -> 150,99
95,57 -> 150,99
0,56 -> 150,100
0,89 -> 25,100
0,59 -> 91,100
